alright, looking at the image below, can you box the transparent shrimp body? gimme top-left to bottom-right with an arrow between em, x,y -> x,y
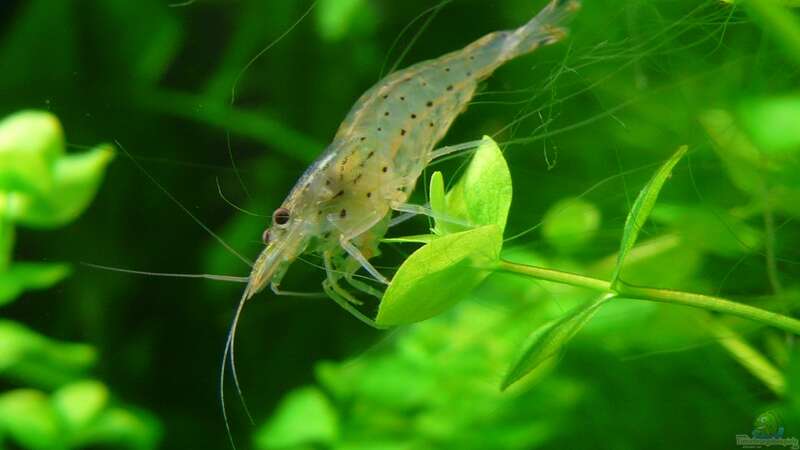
244,0 -> 581,318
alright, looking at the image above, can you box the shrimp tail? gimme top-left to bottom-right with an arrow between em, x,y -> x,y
505,0 -> 581,59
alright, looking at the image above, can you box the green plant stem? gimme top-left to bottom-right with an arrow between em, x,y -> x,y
497,259 -> 800,335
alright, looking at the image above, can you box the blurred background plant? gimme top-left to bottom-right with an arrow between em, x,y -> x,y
2,0 -> 800,449
0,111 -> 160,448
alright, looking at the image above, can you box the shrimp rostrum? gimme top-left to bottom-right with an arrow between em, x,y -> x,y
245,0 -> 580,326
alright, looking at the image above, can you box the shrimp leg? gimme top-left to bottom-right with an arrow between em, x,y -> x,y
270,283 -> 325,298
329,212 -> 391,285
427,139 -> 486,163
323,251 -> 383,328
391,202 -> 472,227
345,275 -> 384,299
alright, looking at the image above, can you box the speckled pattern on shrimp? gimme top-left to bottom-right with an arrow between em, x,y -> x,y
244,0 -> 581,325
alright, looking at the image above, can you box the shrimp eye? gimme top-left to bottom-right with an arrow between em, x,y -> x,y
273,207 -> 291,226
262,229 -> 270,244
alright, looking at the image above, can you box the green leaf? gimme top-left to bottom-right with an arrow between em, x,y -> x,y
10,144 -> 115,228
501,294 -> 612,391
0,110 -> 64,196
0,389 -> 63,450
0,262 -> 72,306
377,225 -> 502,326
610,145 -> 688,288
254,387 -> 338,449
541,198 -> 601,254
449,136 -> 513,234
78,406 -> 162,450
0,196 -> 13,271
0,320 -> 96,388
429,171 -> 448,235
316,0 -> 374,42
739,95 -> 800,154
52,380 -> 109,433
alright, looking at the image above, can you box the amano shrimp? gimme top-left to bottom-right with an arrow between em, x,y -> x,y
244,0 -> 581,326
212,0 -> 581,443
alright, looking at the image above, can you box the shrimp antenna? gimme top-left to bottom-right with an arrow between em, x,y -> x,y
226,0 -> 319,199
114,141 -> 253,268
216,177 -> 268,217
221,289 -> 255,450
380,0 -> 453,78
80,262 -> 249,283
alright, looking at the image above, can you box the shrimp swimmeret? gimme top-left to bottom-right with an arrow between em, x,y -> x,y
246,0 -> 580,325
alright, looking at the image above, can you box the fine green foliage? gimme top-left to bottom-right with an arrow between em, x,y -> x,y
610,145 -> 688,288
501,294 -> 613,391
0,111 -> 160,449
253,387 -> 338,449
0,111 -> 114,228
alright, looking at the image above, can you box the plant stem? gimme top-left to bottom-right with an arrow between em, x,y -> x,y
497,259 -> 800,336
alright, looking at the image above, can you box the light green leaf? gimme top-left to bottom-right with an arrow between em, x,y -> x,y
449,136 -> 513,234
10,144 -> 115,228
542,198 -> 601,254
0,320 -> 96,388
316,0 -> 372,42
78,406 -> 162,450
254,387 -> 338,449
739,95 -> 800,154
377,225 -> 502,326
430,171 -> 447,235
0,389 -> 63,450
501,294 -> 612,391
0,262 -> 72,306
610,145 -> 688,288
0,110 -> 63,196
52,380 -> 109,432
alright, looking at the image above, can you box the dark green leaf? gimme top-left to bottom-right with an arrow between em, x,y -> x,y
501,294 -> 612,391
610,145 -> 688,288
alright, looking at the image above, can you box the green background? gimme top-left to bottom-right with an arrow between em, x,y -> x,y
2,0 -> 800,448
